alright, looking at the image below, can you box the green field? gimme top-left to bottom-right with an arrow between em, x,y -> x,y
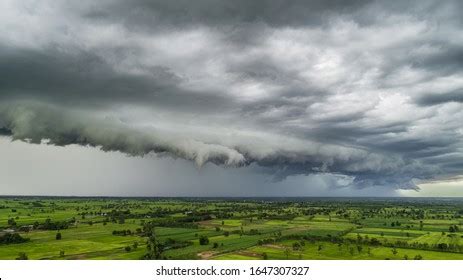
1,197 -> 463,260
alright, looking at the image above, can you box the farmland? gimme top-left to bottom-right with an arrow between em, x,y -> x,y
1,197 -> 463,260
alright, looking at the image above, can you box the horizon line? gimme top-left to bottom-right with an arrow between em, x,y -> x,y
1,195 -> 463,199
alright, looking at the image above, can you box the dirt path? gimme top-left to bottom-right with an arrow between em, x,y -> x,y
235,251 -> 261,258
197,251 -> 215,259
263,244 -> 286,249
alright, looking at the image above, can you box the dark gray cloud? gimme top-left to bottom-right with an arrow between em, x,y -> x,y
82,0 -> 372,29
416,90 -> 463,106
0,0 -> 463,193
0,46 -> 235,113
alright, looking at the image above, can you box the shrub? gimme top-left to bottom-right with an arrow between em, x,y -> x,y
16,252 -> 28,260
199,236 -> 209,245
0,233 -> 29,244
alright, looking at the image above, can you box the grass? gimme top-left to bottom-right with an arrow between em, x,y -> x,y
1,197 -> 463,260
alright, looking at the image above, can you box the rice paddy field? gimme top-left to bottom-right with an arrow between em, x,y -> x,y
1,197 -> 463,260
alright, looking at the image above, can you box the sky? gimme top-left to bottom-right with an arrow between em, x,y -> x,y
0,0 -> 462,196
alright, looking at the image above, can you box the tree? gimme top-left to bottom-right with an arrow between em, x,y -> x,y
0,233 -> 29,244
146,235 -> 163,259
284,248 -> 291,259
414,254 -> 423,260
292,242 -> 301,251
199,236 -> 209,245
125,246 -> 132,252
392,248 -> 398,256
7,218 -> 16,227
262,252 -> 268,260
56,232 -> 62,240
213,242 -> 219,249
16,252 -> 28,260
437,243 -> 448,251
144,225 -> 163,260
60,250 -> 65,258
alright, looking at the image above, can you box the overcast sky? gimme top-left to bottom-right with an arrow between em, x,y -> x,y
1,0 -> 462,196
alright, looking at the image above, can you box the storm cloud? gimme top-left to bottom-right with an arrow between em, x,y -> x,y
1,0 -> 463,192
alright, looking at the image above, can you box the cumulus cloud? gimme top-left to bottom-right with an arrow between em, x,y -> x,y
1,0 -> 463,191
